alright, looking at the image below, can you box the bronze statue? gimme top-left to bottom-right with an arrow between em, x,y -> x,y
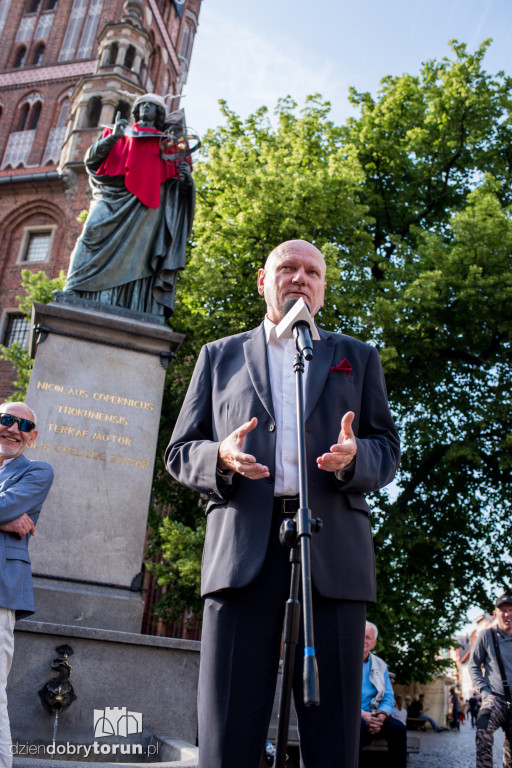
63,93 -> 197,320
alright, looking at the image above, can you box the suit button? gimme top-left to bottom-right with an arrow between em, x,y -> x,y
269,423 -> 275,432
265,474 -> 274,484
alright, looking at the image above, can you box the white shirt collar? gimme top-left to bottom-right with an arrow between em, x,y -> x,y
263,314 -> 318,345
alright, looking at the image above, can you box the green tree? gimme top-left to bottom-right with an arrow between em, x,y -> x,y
0,270 -> 66,399
367,181 -> 512,680
339,39 -> 512,680
149,40 -> 512,682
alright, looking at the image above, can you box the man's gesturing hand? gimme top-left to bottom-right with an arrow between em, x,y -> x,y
0,513 -> 35,540
316,411 -> 357,472
217,417 -> 270,479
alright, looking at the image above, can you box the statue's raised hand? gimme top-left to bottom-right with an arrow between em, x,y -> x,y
113,114 -> 128,139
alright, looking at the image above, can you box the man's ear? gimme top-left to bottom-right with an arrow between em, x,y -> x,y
27,429 -> 38,447
257,268 -> 266,296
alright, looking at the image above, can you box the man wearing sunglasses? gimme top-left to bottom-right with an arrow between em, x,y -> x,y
0,402 -> 54,768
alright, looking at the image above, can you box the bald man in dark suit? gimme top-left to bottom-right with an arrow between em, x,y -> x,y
166,240 -> 400,768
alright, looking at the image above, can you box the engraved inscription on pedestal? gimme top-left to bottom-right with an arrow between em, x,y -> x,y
25,301 -> 183,631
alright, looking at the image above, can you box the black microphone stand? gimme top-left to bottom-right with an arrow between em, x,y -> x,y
274,339 -> 322,768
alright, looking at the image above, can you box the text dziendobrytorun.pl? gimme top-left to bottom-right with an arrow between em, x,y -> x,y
12,742 -> 160,758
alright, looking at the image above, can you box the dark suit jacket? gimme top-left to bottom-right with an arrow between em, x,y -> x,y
166,323 -> 399,602
0,454 -> 54,618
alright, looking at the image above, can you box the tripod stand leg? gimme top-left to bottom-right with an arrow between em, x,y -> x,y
275,547 -> 301,768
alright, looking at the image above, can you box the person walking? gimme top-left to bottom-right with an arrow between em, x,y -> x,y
469,594 -> 512,767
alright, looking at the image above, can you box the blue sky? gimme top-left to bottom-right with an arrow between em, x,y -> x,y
184,0 -> 511,138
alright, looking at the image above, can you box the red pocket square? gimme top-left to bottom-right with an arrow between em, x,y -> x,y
330,358 -> 352,374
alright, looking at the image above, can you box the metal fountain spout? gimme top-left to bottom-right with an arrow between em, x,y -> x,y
38,644 -> 77,715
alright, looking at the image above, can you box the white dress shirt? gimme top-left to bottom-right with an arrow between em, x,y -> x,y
264,316 -> 310,496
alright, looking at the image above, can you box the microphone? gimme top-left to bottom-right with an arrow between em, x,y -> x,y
276,297 -> 319,360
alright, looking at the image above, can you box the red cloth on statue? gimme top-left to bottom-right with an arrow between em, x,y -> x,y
96,125 -> 180,209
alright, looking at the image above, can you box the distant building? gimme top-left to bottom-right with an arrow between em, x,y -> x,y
0,0 -> 201,398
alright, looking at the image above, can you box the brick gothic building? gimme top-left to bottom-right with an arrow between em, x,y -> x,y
0,0 -> 201,399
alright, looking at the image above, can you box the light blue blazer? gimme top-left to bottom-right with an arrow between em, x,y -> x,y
0,454 -> 54,618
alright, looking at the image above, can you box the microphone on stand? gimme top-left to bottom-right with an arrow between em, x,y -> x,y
276,297 -> 320,360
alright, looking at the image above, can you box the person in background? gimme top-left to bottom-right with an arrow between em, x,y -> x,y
408,693 -> 446,732
449,687 -> 461,730
469,594 -> 512,767
392,694 -> 407,726
360,621 -> 407,768
468,690 -> 481,728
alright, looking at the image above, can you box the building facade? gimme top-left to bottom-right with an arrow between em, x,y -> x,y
0,0 -> 201,399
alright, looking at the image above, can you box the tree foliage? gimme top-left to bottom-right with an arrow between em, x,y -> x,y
7,42 -> 510,680
0,270 -> 66,400
339,39 -> 512,680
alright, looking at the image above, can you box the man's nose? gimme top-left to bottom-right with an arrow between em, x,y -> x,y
292,268 -> 306,282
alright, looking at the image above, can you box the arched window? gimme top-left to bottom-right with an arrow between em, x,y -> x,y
162,71 -> 169,98
180,22 -> 194,64
107,42 -> 118,66
28,101 -> 41,130
33,42 -> 45,65
124,45 -> 135,70
0,1 -> 13,40
25,0 -> 41,13
43,96 -> 69,165
57,98 -> 69,127
58,0 -> 104,61
86,96 -> 102,128
2,96 -> 42,169
147,47 -> 160,91
17,103 -> 30,132
114,100 -> 131,122
14,46 -> 27,68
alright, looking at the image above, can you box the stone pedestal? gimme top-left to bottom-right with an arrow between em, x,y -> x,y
25,301 -> 184,632
8,621 -> 200,747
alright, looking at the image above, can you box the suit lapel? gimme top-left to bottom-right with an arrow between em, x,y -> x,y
0,454 -> 28,491
243,324 -> 337,422
243,323 -> 275,419
305,328 -> 335,421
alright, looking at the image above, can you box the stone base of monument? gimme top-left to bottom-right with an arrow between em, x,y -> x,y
25,301 -> 184,633
31,578 -> 146,634
9,621 -> 200,764
9,302 -> 200,765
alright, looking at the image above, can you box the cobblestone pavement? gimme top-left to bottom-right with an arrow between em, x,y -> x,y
408,721 -> 505,768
